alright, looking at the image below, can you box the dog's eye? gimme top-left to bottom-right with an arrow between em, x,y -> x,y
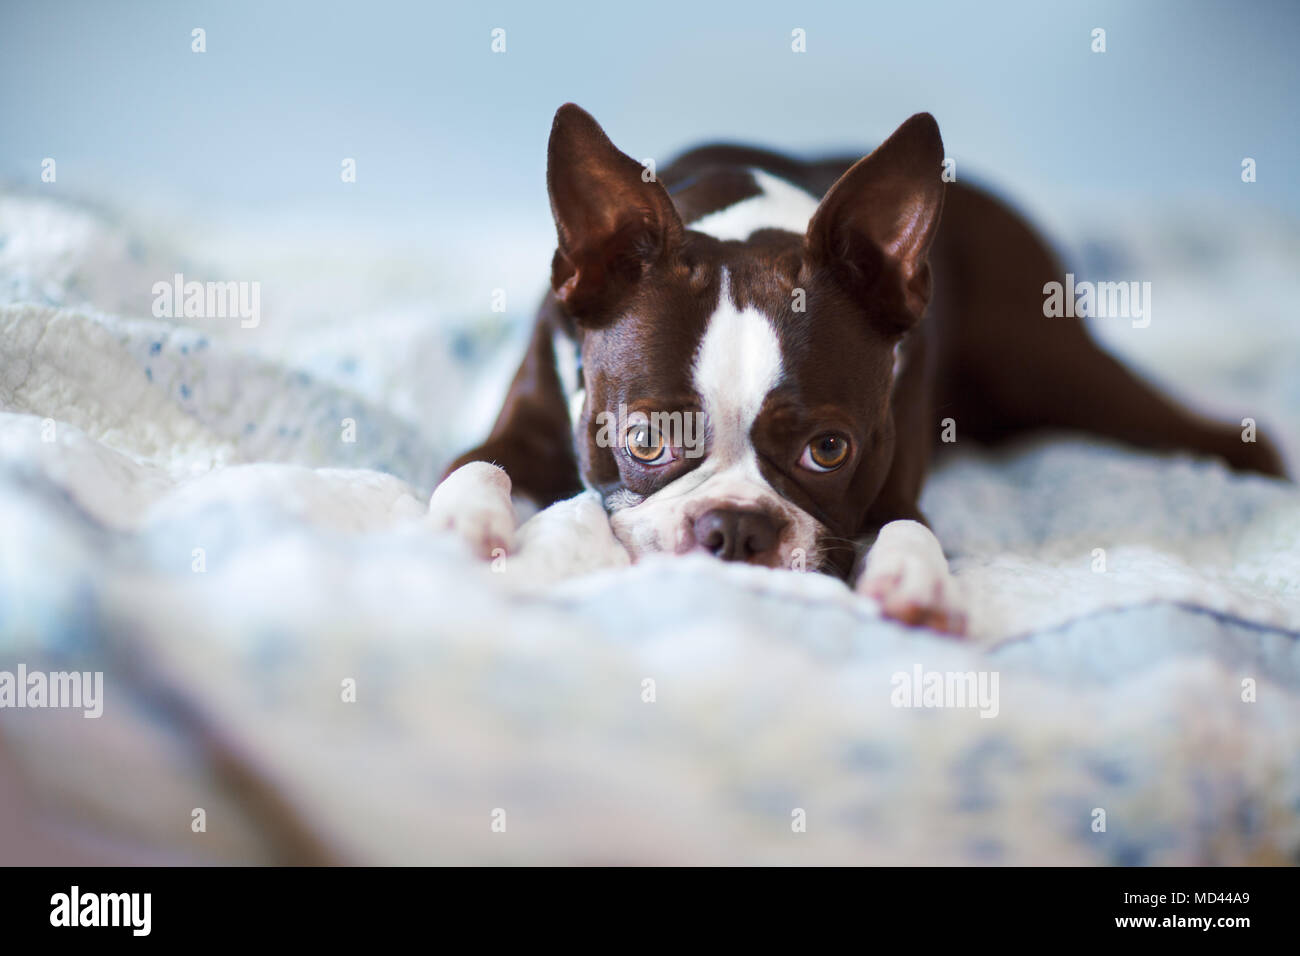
626,422 -> 669,465
800,434 -> 850,472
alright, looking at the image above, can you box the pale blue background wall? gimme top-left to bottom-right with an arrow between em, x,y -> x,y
3,0 -> 1297,228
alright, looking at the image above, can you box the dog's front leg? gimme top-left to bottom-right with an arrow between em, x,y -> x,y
853,519 -> 967,635
431,302 -> 584,561
427,461 -> 520,559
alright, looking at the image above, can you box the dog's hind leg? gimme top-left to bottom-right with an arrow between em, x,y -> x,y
935,184 -> 1287,478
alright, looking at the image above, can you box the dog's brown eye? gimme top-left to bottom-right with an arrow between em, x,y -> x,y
801,434 -> 850,472
626,423 -> 668,465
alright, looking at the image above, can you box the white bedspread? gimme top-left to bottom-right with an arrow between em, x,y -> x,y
2,192 -> 1298,864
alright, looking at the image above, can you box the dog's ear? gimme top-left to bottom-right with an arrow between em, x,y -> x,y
805,113 -> 945,330
547,103 -> 684,322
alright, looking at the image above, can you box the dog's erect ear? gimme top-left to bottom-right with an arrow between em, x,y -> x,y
805,113 -> 946,329
547,103 -> 684,321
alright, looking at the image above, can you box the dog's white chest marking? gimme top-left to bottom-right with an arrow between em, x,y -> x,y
553,329 -> 586,431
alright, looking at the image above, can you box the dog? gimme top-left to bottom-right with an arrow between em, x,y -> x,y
429,103 -> 1285,634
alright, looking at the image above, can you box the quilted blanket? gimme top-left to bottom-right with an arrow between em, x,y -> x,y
1,191 -> 1298,864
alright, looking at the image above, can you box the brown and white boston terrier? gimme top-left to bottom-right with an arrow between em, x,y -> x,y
429,104 -> 1285,634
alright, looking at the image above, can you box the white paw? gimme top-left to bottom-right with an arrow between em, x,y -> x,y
427,462 -> 517,560
855,520 -> 966,635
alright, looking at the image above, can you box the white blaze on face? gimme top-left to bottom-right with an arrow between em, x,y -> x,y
608,269 -> 824,566
693,269 -> 783,463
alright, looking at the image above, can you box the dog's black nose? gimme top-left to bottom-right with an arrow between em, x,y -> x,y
694,509 -> 783,564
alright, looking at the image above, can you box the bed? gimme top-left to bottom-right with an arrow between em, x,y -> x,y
2,189 -> 1298,864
